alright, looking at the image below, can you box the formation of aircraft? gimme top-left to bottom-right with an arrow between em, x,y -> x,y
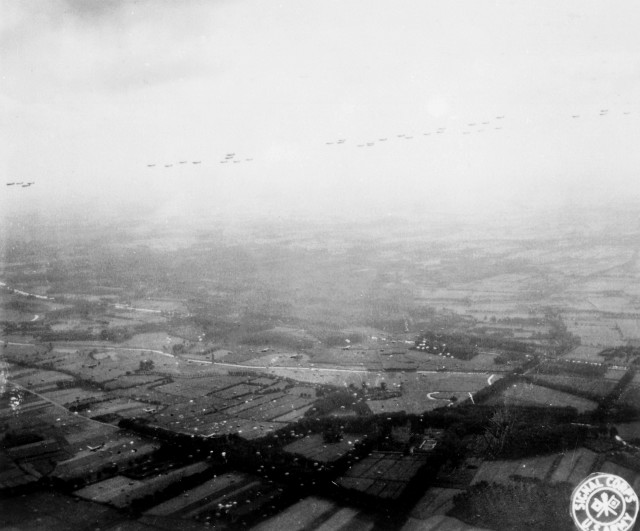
137,106 -> 634,174
219,152 -> 254,165
6,181 -> 34,187
146,152 -> 254,169
570,109 -> 635,119
321,106 -> 636,153
322,106 -> 635,152
327,116 -> 507,150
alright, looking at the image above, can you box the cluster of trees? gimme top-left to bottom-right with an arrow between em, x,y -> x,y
171,343 -> 186,354
138,359 -> 155,371
99,327 -> 134,342
546,313 -> 581,355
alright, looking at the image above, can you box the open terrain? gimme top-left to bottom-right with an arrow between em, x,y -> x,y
2,208 -> 640,530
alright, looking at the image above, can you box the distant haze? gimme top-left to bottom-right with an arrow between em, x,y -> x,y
2,0 -> 640,224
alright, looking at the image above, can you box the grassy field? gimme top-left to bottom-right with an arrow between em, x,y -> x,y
213,383 -> 262,399
74,462 -> 211,508
144,472 -> 249,516
528,374 -> 617,399
0,491 -> 139,530
561,345 -> 603,361
614,420 -> 640,440
84,398 -> 149,419
565,321 -> 625,348
604,368 -> 627,381
487,382 -> 597,413
251,496 -> 346,531
102,374 -> 165,390
272,404 -> 314,422
618,385 -> 640,409
120,332 -> 182,351
41,387 -> 108,406
471,454 -> 558,485
549,448 -> 598,486
154,375 -> 251,399
283,433 -> 362,463
9,368 -> 75,389
226,394 -> 315,422
600,460 -> 640,493
410,487 -> 464,519
616,318 -> 640,340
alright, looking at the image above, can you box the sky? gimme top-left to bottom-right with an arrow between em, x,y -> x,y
1,0 -> 640,223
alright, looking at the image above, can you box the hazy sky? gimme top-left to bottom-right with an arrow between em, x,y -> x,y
2,0 -> 640,222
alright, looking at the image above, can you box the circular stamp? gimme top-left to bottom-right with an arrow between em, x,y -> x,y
571,472 -> 638,531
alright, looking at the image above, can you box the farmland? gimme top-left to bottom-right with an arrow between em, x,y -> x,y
3,206 -> 640,529
337,451 -> 431,500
